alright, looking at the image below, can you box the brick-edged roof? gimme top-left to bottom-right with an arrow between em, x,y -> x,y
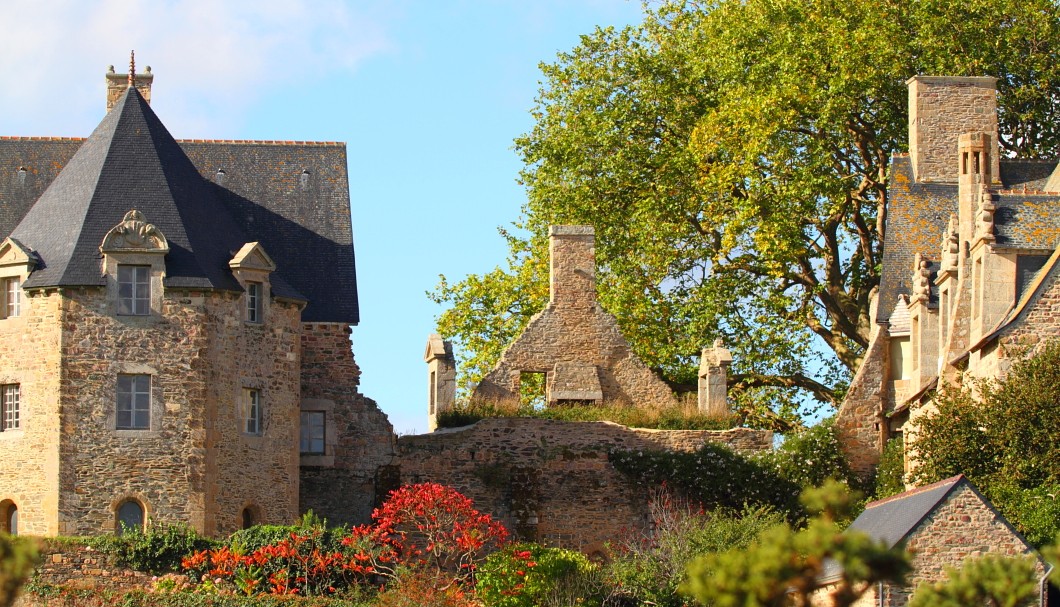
0,89 -> 358,323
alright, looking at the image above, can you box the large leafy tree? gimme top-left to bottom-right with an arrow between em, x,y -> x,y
432,0 -> 1060,427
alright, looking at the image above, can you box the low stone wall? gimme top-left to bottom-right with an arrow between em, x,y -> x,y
393,418 -> 772,554
20,543 -> 152,598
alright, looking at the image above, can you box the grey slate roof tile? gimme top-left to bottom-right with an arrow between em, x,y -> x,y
0,88 -> 357,323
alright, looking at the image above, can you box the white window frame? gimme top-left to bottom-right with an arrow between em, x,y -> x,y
2,278 -> 20,319
117,265 -> 151,316
116,374 -> 151,429
244,388 -> 262,435
246,282 -> 263,323
1,385 -> 18,431
300,411 -> 325,455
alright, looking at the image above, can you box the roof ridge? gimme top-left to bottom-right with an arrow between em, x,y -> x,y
864,474 -> 964,509
178,139 -> 343,146
0,136 -> 86,142
996,189 -> 1060,195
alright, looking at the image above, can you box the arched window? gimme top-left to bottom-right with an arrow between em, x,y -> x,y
241,507 -> 255,530
116,500 -> 144,535
0,501 -> 16,535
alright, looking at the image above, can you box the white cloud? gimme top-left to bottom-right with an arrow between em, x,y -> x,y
0,0 -> 394,137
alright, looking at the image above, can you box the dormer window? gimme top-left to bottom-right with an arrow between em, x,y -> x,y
117,265 -> 150,315
247,282 -> 263,323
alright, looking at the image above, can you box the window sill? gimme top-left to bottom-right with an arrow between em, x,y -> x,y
113,428 -> 160,438
300,454 -> 335,467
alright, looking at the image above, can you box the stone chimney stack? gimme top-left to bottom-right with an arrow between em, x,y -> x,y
549,225 -> 596,308
907,76 -> 998,183
106,55 -> 154,113
957,132 -> 995,245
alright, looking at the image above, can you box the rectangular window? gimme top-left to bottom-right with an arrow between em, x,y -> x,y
3,278 -> 20,318
246,282 -> 262,323
116,374 -> 150,429
300,411 -> 325,455
244,388 -> 262,435
117,266 -> 150,315
1,385 -> 19,431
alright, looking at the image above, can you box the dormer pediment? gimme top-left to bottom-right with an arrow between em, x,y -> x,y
100,210 -> 169,254
0,238 -> 38,270
229,242 -> 276,273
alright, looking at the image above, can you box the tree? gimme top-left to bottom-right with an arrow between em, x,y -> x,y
432,0 -> 1060,427
680,481 -> 910,607
912,341 -> 1060,545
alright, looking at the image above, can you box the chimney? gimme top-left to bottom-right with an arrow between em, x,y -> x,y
907,76 -> 998,183
106,53 -> 154,113
549,225 -> 596,308
698,340 -> 732,416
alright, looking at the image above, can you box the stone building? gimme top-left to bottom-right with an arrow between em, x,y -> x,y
836,75 -> 1060,476
818,475 -> 1047,606
0,63 -> 393,537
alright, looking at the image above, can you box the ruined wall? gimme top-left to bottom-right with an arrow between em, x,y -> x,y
396,418 -> 772,553
835,326 -> 889,478
56,287 -> 301,537
299,322 -> 395,527
0,291 -> 63,536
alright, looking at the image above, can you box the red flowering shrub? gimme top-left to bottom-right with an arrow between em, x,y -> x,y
344,482 -> 509,586
182,483 -> 508,597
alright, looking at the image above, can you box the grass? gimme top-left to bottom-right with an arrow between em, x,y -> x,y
436,398 -> 737,431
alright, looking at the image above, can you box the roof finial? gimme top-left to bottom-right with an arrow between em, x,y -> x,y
128,50 -> 136,89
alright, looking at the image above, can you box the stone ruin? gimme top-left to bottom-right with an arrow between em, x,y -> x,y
426,225 -> 735,429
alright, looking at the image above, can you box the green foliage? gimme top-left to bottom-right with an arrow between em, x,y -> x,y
873,437 -> 906,500
432,0 -> 1060,425
610,443 -> 803,520
476,543 -> 598,607
681,481 -> 910,607
611,421 -> 856,521
437,399 -> 736,431
906,555 -> 1040,607
88,523 -> 216,575
605,490 -> 783,607
912,341 -> 1060,545
0,533 -> 37,607
23,581 -> 376,606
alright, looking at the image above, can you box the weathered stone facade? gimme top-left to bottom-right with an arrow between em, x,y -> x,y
472,226 -> 676,409
395,417 -> 771,553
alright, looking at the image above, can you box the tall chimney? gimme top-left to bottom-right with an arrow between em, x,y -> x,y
549,225 -> 596,308
106,53 -> 154,113
907,76 -> 998,183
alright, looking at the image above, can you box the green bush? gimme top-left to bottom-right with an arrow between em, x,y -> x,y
761,419 -> 858,490
604,494 -> 783,607
24,582 -> 376,606
0,533 -> 38,607
88,523 -> 216,574
872,437 -> 906,500
437,400 -> 736,431
477,543 -> 598,607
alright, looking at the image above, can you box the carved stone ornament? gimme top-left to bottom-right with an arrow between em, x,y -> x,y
911,253 -> 931,303
974,186 -> 997,242
100,210 -> 169,253
940,214 -> 960,273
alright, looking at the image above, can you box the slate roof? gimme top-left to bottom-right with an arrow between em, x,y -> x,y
0,88 -> 359,323
878,155 -> 1060,324
847,475 -> 966,549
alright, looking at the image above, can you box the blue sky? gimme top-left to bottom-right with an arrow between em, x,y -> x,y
0,0 -> 647,433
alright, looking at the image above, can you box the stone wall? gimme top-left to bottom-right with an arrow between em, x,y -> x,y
835,326 -> 888,478
21,543 -> 152,595
0,291 -> 63,536
57,287 -> 303,537
298,322 -> 395,527
474,227 -> 676,408
908,76 -> 998,184
395,418 -> 772,553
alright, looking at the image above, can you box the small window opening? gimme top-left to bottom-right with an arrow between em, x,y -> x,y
1,501 -> 16,535
961,152 -> 968,175
429,371 -> 437,415
16,167 -> 26,185
116,500 -> 144,535
519,372 -> 547,410
300,411 -> 325,455
215,169 -> 226,184
241,507 -> 256,530
973,151 -> 981,174
299,169 -> 310,190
